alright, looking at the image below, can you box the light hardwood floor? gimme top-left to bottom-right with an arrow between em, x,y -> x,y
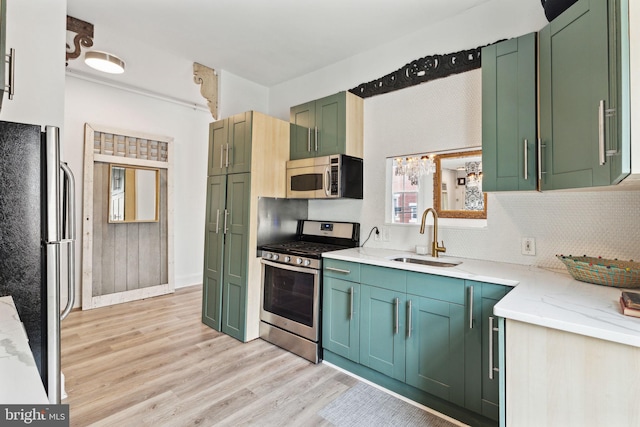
62,285 -> 360,426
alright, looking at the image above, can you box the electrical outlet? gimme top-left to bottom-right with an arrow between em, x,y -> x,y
382,226 -> 390,242
374,227 -> 381,241
521,237 -> 536,256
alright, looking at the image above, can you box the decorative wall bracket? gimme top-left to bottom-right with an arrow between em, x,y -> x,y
66,16 -> 94,66
349,44 -> 486,99
193,62 -> 219,119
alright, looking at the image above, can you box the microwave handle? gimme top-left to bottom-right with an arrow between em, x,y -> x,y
325,166 -> 331,197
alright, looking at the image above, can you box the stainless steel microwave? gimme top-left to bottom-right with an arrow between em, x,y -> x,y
286,154 -> 363,199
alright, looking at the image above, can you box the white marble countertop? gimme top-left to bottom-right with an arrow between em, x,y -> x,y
0,296 -> 49,403
323,247 -> 640,348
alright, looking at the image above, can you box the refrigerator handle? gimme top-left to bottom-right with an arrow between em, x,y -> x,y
60,162 -> 76,321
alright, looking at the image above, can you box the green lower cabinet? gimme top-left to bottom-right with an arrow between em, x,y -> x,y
322,277 -> 360,362
322,265 -> 510,426
464,281 -> 510,421
406,295 -> 465,407
359,285 -> 406,381
201,173 -> 250,342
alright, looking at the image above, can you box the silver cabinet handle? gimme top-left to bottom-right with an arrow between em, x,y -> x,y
6,48 -> 15,100
349,287 -> 354,320
307,128 -> 311,153
394,298 -> 399,335
215,209 -> 220,234
468,286 -> 474,329
523,139 -> 528,180
407,300 -> 412,338
315,127 -> 319,152
488,316 -> 500,380
325,267 -> 351,274
537,138 -> 546,190
223,209 -> 229,234
598,100 -> 606,165
219,144 -> 224,169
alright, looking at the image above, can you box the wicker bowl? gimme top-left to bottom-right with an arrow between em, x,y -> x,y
556,255 -> 640,288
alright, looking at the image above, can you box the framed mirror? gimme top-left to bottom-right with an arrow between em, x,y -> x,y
433,150 -> 486,219
109,165 -> 159,223
387,148 -> 486,224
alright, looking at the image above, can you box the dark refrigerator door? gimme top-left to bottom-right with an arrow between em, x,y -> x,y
0,120 -> 47,384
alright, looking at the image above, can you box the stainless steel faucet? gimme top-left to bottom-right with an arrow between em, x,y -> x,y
419,208 -> 446,257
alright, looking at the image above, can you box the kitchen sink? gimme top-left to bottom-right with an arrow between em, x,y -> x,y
391,257 -> 461,267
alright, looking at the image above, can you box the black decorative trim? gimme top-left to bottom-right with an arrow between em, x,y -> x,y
349,45 -> 484,99
66,16 -> 94,66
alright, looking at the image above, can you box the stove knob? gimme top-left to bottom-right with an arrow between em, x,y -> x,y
272,254 -> 279,261
303,259 -> 311,267
284,256 -> 291,263
296,258 -> 303,265
265,252 -> 272,259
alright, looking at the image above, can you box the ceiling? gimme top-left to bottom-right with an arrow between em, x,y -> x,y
66,0 -> 493,88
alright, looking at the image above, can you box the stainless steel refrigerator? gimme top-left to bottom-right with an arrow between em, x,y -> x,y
0,120 -> 76,404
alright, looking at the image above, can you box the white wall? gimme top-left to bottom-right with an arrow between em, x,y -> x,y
64,76 -> 212,304
269,0 -> 640,269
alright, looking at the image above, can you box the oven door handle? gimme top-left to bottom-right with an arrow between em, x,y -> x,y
260,258 -> 320,275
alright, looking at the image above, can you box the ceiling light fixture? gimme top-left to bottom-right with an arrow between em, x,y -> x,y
84,51 -> 125,74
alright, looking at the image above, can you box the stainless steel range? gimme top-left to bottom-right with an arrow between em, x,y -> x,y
259,220 -> 360,363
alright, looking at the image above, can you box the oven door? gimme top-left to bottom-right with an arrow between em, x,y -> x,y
260,258 -> 320,341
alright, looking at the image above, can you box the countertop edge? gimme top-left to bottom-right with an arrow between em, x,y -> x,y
323,247 -> 640,348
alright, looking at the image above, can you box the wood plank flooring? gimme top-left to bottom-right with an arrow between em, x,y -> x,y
62,285 -> 357,426
61,285 -> 460,426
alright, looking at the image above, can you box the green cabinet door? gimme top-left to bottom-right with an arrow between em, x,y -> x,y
482,32 -> 537,192
463,281 -> 510,421
0,0 -> 6,111
208,120 -> 228,176
480,283 -> 509,420
221,173 -> 250,341
289,92 -> 348,159
360,284 -> 406,381
322,276 -> 360,362
227,111 -> 253,175
406,294 -> 465,407
315,92 -> 347,157
539,0 -> 626,189
208,112 -> 253,175
290,101 -> 315,160
202,175 -> 226,330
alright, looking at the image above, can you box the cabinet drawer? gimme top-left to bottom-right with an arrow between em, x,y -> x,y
361,265 -> 406,293
407,272 -> 465,304
324,259 -> 360,282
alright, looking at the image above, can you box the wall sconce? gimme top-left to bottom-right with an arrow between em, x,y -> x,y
84,51 -> 125,74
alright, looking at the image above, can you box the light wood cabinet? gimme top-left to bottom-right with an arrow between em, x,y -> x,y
505,319 -> 640,426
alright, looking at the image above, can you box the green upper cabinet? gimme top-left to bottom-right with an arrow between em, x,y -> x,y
208,111 -> 253,176
289,91 -> 363,160
482,32 -> 537,192
539,0 -> 629,190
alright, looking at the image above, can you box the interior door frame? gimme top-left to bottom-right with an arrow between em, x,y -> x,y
81,123 -> 174,309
